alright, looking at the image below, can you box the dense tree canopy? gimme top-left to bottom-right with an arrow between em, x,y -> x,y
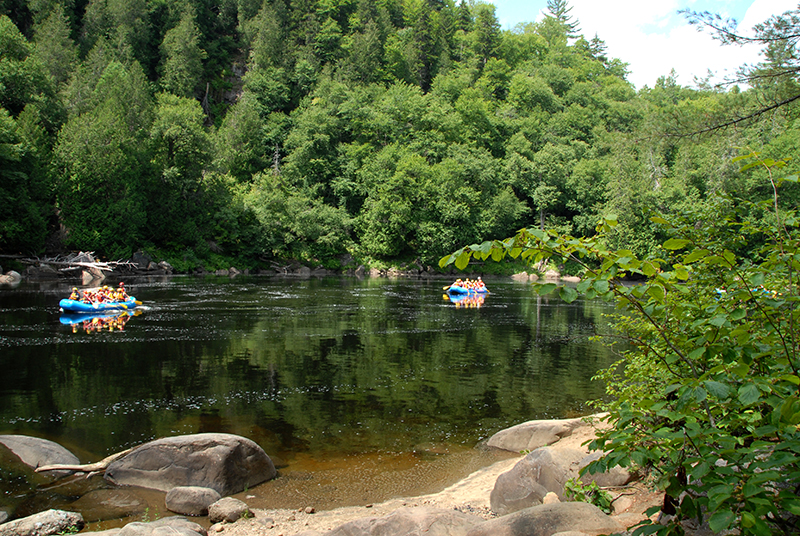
0,0 -> 798,272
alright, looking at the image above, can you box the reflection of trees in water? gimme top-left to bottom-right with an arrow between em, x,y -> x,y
0,279 -> 618,459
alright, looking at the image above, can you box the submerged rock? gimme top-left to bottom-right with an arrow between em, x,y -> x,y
0,435 -> 79,479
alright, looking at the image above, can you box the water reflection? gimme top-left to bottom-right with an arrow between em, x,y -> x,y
0,276 -> 617,520
60,310 -> 141,333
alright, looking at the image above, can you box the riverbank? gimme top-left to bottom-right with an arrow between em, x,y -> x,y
201,419 -> 665,536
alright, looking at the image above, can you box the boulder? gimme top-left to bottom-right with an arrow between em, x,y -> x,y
116,517 -> 206,536
104,433 -> 276,496
207,498 -> 250,524
0,509 -> 84,536
327,507 -> 483,536
131,251 -> 152,270
295,266 -> 312,278
490,447 -> 587,516
165,487 -> 221,516
0,271 -> 21,285
578,451 -> 632,488
510,272 -> 529,282
0,435 -> 79,479
466,502 -> 624,536
486,418 -> 586,453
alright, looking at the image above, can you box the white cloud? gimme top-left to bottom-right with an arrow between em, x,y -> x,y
741,0 -> 798,29
509,0 -> 798,89
569,0 -> 750,88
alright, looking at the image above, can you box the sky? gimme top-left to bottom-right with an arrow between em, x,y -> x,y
488,0 -> 799,89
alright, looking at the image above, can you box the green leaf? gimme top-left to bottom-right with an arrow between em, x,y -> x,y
647,284 -> 665,303
704,380 -> 731,399
708,510 -> 735,533
537,283 -> 557,295
673,265 -> 690,280
738,383 -> 761,406
455,251 -> 470,270
663,238 -> 691,250
438,254 -> 454,268
741,511 -> 756,528
560,286 -> 578,303
593,280 -> 609,293
684,248 -> 710,263
708,315 -> 727,327
641,261 -> 658,277
690,461 -> 710,480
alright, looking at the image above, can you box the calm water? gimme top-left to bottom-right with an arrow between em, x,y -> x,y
0,275 -> 617,525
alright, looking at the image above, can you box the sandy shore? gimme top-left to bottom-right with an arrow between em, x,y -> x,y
213,422 -> 664,536
214,455 -> 521,536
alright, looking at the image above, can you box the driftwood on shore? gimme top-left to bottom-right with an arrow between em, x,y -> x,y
15,252 -> 136,274
35,446 -> 137,478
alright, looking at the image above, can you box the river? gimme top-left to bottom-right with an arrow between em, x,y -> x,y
0,275 -> 618,527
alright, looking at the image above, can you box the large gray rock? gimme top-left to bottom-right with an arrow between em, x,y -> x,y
104,433 -> 276,496
0,509 -> 84,536
466,502 -> 625,536
327,507 -> 482,536
117,517 -> 206,536
0,435 -> 79,479
490,447 -> 587,516
486,418 -> 586,453
165,486 -> 221,516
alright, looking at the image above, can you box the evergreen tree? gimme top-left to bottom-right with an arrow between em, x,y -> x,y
32,3 -> 78,86
159,5 -> 206,98
545,0 -> 580,39
473,3 -> 500,67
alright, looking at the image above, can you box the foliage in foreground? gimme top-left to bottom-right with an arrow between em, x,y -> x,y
440,153 -> 800,535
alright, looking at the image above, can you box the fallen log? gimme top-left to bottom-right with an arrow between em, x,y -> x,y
35,446 -> 137,475
18,251 -> 137,274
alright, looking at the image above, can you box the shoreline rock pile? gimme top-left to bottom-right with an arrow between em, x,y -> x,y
0,417 -> 675,536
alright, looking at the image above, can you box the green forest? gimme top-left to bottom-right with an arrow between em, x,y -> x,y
1,0 -> 798,272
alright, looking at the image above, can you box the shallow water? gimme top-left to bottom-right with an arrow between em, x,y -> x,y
0,275 -> 617,525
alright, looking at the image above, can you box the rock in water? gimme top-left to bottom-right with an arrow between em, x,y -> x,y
0,435 -> 79,479
104,433 -> 276,496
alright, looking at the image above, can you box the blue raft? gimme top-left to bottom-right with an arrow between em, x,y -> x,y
59,296 -> 138,313
446,285 -> 488,295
